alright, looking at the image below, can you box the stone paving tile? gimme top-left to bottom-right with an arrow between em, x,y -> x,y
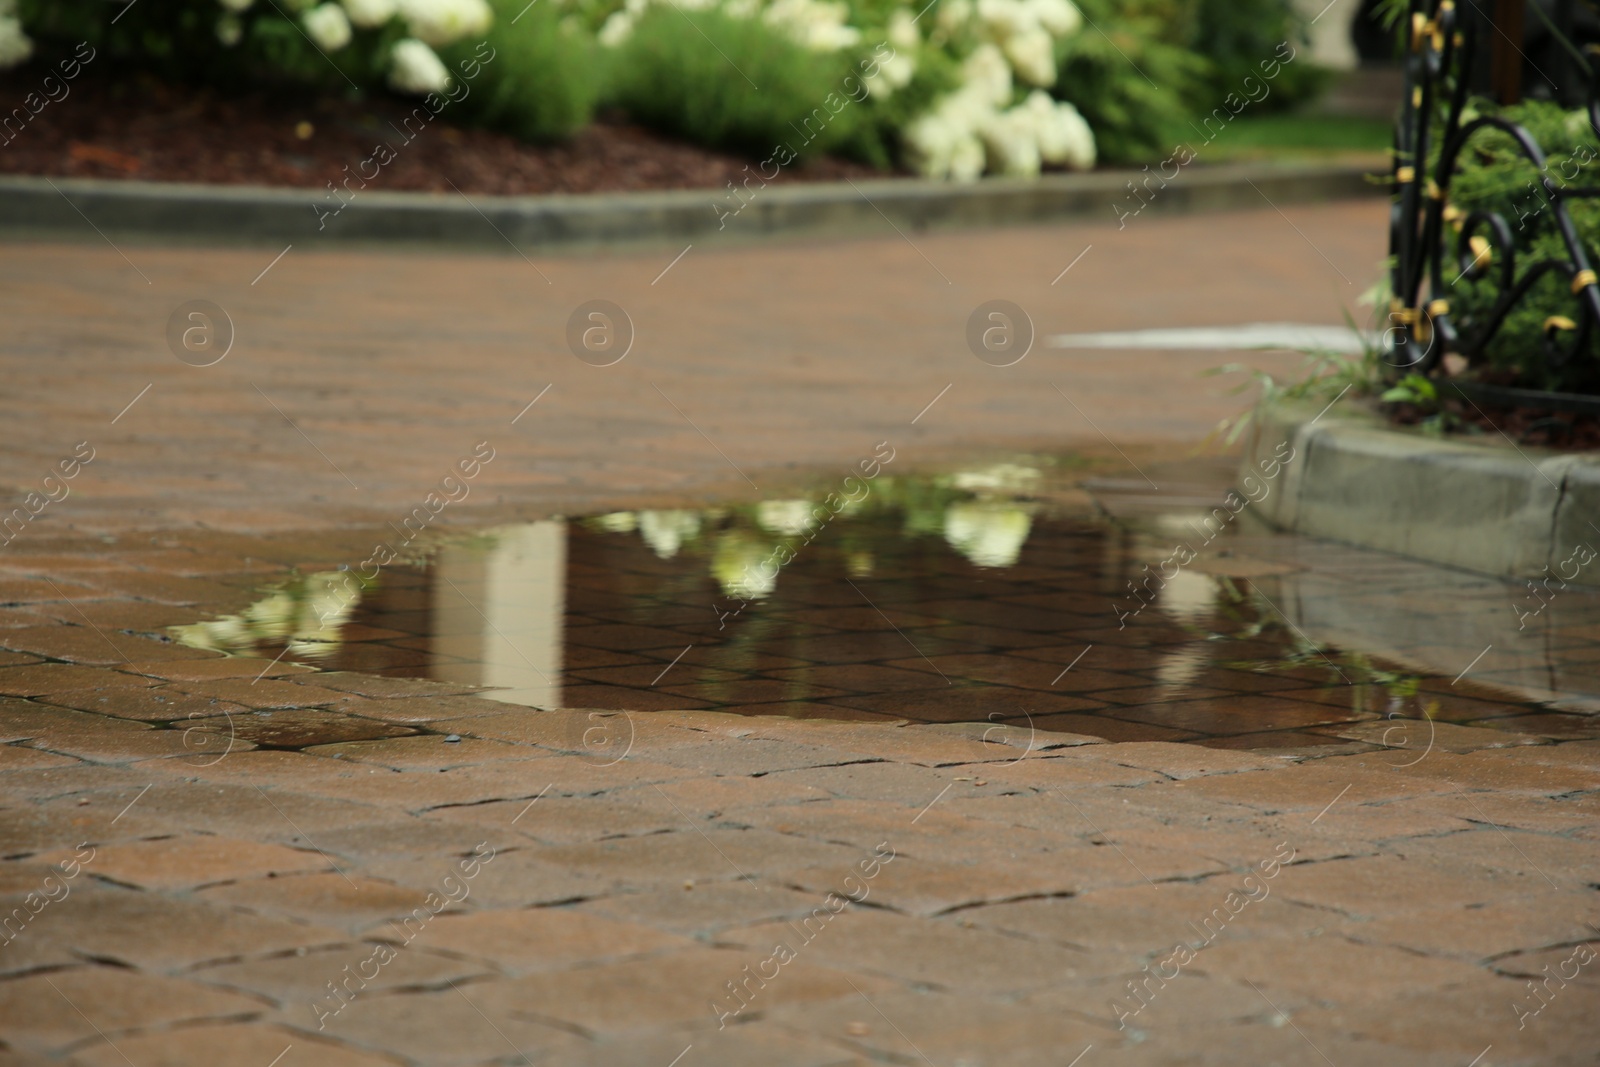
197,872 -> 434,932
35,686 -> 251,723
765,989 -> 1115,1067
1192,933 -> 1490,1007
305,735 -> 558,772
0,627 -> 205,667
572,882 -> 831,938
539,1024 -> 860,1067
32,887 -> 347,971
0,966 -> 264,1056
80,834 -> 332,889
721,908 -> 1106,998
70,1023 -> 404,1067
305,986 -> 580,1066
194,943 -> 493,1011
964,882 -> 1334,955
0,664 -> 160,697
1342,890 -> 1599,962
1273,854 -> 1551,921
1291,972 -> 1597,1065
476,946 -> 897,1035
418,908 -> 691,975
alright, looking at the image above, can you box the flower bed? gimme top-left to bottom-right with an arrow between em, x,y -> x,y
4,0 -> 1323,181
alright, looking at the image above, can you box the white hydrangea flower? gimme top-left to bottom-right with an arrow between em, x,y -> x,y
1054,98 -> 1096,169
936,0 -> 972,32
598,9 -> 634,46
397,0 -> 493,46
304,3 -> 354,50
764,0 -> 860,52
1003,25 -> 1055,86
978,106 -> 1041,177
962,43 -> 1012,107
218,0 -> 256,11
216,13 -> 244,45
948,132 -> 986,180
342,0 -> 399,28
881,48 -> 916,89
976,0 -> 1030,40
887,7 -> 919,48
1026,0 -> 1079,36
724,0 -> 760,18
0,14 -> 33,69
388,37 -> 452,93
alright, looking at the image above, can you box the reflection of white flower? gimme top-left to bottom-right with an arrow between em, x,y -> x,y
595,511 -> 638,533
1159,569 -> 1215,623
943,501 -> 1033,567
299,572 -> 360,637
216,14 -> 244,45
218,0 -> 256,11
755,499 -> 815,536
397,0 -> 493,46
952,463 -> 1040,493
342,0 -> 399,27
713,532 -> 778,598
639,510 -> 702,559
0,14 -> 31,69
388,37 -> 452,93
304,3 -> 354,50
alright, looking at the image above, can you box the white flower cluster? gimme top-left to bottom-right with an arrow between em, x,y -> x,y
905,0 -> 1095,181
207,0 -> 489,94
0,0 -> 33,71
599,0 -> 863,54
597,0 -> 1091,180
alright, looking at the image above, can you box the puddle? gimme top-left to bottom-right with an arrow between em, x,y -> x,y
173,463 -> 1600,748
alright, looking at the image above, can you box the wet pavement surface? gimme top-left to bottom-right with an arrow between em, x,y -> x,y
171,461 -> 1600,751
1,204 -> 1597,1066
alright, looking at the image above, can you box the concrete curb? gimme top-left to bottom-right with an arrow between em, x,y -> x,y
0,159 -> 1383,251
1240,399 -> 1599,586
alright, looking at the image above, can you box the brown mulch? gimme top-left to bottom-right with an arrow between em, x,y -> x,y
1389,396 -> 1600,449
0,65 -> 888,196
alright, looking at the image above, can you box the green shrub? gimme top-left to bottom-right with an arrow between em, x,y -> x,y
1439,100 -> 1600,391
440,0 -> 597,141
1189,0 -> 1325,111
605,7 -> 860,159
17,0 -> 402,92
1052,0 -> 1207,165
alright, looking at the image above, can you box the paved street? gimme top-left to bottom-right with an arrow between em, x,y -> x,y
2,199 -> 1598,1067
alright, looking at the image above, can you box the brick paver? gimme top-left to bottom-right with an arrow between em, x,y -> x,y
1,201 -> 1597,1064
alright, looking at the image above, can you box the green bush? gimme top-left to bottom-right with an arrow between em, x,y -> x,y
17,0 -> 402,91
1438,101 -> 1600,391
1052,0 -> 1206,165
605,7 -> 861,159
440,0 -> 597,141
1189,0 -> 1325,111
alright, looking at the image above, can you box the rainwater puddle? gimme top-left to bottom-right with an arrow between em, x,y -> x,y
173,462 -> 1600,749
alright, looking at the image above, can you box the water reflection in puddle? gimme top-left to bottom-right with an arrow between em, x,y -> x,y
174,465 -> 1600,748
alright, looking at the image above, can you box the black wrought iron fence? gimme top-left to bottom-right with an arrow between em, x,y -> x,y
1387,0 -> 1600,410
